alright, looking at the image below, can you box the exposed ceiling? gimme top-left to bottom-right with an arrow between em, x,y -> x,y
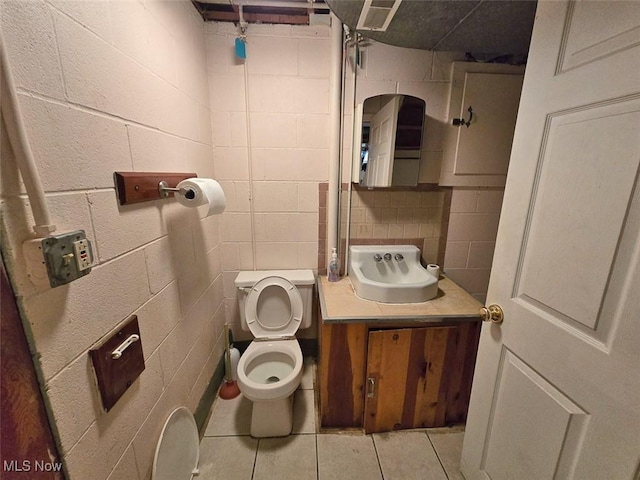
192,0 -> 330,24
328,0 -> 537,55
193,0 -> 537,56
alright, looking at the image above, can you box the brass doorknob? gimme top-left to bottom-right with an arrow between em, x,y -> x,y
480,304 -> 504,324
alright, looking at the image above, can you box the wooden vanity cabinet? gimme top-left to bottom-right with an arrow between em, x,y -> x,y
319,322 -> 367,429
319,319 -> 481,433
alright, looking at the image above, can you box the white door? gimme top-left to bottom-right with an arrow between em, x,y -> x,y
461,2 -> 640,479
367,95 -> 400,186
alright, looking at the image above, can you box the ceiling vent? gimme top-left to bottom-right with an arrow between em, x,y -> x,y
356,0 -> 402,31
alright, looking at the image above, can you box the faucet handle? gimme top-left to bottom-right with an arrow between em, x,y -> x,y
374,254 -> 382,262
394,254 -> 404,261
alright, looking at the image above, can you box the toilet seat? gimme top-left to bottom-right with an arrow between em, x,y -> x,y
152,407 -> 199,480
245,276 -> 303,339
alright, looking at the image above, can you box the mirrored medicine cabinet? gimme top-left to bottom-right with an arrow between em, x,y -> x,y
352,94 -> 426,188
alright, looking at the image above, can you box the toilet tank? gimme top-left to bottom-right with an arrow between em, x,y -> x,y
234,270 -> 315,332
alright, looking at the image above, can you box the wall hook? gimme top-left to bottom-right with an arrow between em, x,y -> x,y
453,106 -> 473,128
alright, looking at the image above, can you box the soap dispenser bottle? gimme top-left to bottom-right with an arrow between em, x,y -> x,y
328,247 -> 340,282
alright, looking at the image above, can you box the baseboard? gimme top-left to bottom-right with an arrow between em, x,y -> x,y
194,355 -> 225,435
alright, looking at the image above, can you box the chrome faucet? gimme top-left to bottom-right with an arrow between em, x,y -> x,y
374,254 -> 383,262
383,253 -> 392,261
395,253 -> 404,262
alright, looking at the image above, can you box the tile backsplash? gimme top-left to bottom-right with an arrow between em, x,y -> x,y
319,184 -> 503,305
319,184 -> 452,275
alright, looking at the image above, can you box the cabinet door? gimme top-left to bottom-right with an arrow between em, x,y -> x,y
454,73 -> 523,176
319,322 -> 368,428
364,327 -> 454,433
440,62 -> 525,187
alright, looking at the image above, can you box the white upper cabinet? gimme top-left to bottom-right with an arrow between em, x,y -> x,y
440,62 -> 525,187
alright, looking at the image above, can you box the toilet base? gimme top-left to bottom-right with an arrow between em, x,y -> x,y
249,394 -> 294,438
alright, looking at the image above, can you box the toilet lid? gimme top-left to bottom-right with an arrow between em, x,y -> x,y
152,407 -> 199,480
245,276 -> 303,338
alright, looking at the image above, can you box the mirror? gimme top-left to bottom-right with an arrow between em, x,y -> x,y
352,94 -> 426,187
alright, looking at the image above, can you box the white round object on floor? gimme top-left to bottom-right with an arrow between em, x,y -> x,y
152,407 -> 199,480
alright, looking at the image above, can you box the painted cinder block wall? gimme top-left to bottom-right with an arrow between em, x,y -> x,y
346,42 -> 463,183
339,42 -> 503,300
444,187 -> 505,303
0,5 -> 503,479
206,26 -> 502,335
0,1 -> 222,479
204,21 -> 331,341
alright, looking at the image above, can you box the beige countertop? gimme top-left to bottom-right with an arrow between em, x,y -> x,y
318,275 -> 483,323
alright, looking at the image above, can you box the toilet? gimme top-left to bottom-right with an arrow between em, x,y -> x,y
234,269 -> 315,438
150,270 -> 315,478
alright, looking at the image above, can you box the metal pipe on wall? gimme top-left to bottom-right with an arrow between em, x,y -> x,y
0,33 -> 56,236
326,13 -> 342,267
343,28 -> 358,272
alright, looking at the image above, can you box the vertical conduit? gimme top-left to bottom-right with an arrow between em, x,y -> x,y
326,13 -> 343,268
343,29 -> 357,271
234,7 -> 256,270
0,33 -> 56,236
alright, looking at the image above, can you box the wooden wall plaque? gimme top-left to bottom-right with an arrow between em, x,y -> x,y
89,316 -> 145,412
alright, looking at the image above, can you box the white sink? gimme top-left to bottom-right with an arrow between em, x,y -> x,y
348,245 -> 439,303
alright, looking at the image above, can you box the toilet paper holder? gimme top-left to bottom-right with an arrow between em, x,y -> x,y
114,172 -> 225,218
114,171 -> 197,205
158,180 -> 196,200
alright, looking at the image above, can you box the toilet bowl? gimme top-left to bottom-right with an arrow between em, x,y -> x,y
234,270 -> 314,438
237,339 -> 303,402
237,339 -> 303,437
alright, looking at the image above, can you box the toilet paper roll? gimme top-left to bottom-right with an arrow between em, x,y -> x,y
427,264 -> 440,279
176,178 -> 226,217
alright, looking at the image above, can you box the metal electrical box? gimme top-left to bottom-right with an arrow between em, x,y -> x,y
41,230 -> 93,288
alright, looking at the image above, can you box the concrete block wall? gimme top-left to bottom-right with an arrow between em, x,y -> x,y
443,187 -> 505,303
341,43 -> 506,302
0,2 -> 222,479
339,40 -> 465,274
204,22 -> 331,341
341,42 -> 467,184
0,6 -> 506,477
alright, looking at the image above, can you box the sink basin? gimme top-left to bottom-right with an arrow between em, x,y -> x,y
348,245 -> 439,303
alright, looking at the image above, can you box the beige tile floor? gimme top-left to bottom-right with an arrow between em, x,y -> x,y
200,359 -> 465,480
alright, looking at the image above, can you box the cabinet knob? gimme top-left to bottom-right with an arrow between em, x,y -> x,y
480,304 -> 504,324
